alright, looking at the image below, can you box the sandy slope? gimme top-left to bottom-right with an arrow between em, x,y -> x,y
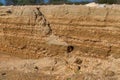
0,5 -> 120,80
0,53 -> 120,80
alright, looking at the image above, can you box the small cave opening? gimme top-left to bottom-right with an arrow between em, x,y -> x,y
67,45 -> 74,53
1,72 -> 6,76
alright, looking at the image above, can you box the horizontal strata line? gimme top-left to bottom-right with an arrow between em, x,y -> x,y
0,22 -> 36,26
0,26 -> 120,35
0,32 -> 119,47
51,27 -> 120,34
52,29 -> 120,37
50,22 -> 120,28
48,18 -> 120,23
1,24 -> 120,32
0,27 -> 44,32
0,34 -> 46,42
51,26 -> 120,35
58,34 -> 120,47
0,34 -> 119,49
0,26 -> 44,29
0,22 -> 120,28
1,28 -> 42,31
51,24 -> 120,31
1,25 -> 119,35
52,28 -> 120,38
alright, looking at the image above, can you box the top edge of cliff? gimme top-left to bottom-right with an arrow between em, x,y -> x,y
0,2 -> 120,8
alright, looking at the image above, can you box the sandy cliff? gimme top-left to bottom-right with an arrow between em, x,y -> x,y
0,5 -> 119,58
0,5 -> 120,80
40,5 -> 120,58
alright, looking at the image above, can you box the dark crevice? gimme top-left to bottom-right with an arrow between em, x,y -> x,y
107,46 -> 112,56
1,72 -> 6,76
67,45 -> 74,53
36,8 -> 52,35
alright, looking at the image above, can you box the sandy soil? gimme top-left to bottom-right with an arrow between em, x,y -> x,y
0,5 -> 120,80
0,52 -> 120,80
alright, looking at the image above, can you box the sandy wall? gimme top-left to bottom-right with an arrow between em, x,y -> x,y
0,5 -> 120,58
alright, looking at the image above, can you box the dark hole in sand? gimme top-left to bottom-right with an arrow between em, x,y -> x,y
67,45 -> 74,53
78,66 -> 81,70
1,73 -> 6,76
6,10 -> 12,14
34,66 -> 39,70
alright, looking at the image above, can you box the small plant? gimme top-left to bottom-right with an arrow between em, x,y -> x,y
97,0 -> 117,4
0,2 -> 3,6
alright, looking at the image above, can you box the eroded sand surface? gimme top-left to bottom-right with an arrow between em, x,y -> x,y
0,5 -> 120,80
0,53 -> 120,80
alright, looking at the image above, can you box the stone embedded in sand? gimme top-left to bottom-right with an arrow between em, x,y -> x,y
74,58 -> 83,65
104,70 -> 115,77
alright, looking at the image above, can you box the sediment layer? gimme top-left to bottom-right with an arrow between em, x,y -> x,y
0,5 -> 120,58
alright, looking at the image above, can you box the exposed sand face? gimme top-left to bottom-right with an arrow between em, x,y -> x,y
0,5 -> 120,80
0,53 -> 120,80
0,5 -> 120,59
